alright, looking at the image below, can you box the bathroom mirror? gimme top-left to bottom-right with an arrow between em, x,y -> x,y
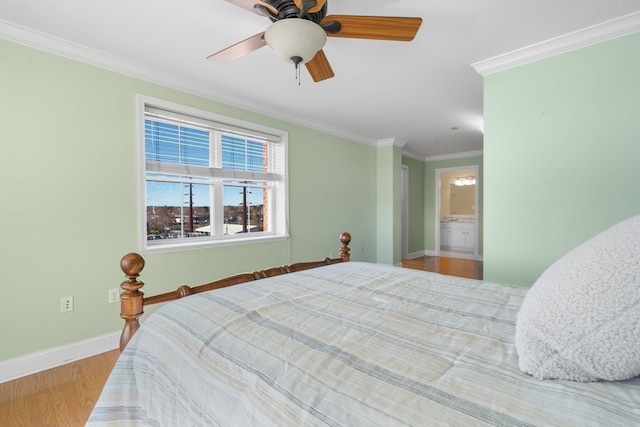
450,184 -> 475,215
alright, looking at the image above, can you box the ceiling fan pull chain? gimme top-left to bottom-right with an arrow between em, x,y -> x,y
292,55 -> 302,85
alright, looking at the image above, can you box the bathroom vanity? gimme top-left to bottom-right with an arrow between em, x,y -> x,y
440,220 -> 476,252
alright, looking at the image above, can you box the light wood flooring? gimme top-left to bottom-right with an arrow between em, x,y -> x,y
0,350 -> 120,426
402,255 -> 483,280
0,256 -> 481,426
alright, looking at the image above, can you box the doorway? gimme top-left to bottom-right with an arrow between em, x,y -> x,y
436,166 -> 479,260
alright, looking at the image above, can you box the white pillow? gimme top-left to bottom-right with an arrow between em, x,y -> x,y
515,215 -> 640,381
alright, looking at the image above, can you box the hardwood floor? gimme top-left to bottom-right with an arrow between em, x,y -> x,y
402,255 -> 483,280
0,256 -> 481,426
0,349 -> 119,426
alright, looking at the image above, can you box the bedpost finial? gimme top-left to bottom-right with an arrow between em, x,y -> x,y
339,232 -> 351,262
340,232 -> 351,245
121,252 -> 145,278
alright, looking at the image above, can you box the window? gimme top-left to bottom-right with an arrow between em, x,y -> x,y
138,96 -> 288,251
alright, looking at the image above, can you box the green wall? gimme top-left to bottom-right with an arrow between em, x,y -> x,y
483,33 -> 640,286
376,144 -> 403,264
402,156 -> 426,255
0,39 -> 378,361
424,156 -> 484,254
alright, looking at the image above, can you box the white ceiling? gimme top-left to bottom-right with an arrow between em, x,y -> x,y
1,1 -> 639,159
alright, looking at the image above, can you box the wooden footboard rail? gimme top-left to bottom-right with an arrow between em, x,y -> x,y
118,232 -> 351,351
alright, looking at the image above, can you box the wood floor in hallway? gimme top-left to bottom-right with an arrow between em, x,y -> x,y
402,255 -> 483,280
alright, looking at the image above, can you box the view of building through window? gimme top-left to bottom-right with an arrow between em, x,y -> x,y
142,105 -> 283,246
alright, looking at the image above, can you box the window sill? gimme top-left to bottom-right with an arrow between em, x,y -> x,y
140,233 -> 288,254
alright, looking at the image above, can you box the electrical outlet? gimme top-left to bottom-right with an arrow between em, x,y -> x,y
108,288 -> 120,304
329,250 -> 333,258
60,296 -> 74,313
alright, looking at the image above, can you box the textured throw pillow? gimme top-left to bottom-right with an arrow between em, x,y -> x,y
515,215 -> 640,381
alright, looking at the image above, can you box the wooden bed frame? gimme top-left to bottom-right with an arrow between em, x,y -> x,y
117,232 -> 352,351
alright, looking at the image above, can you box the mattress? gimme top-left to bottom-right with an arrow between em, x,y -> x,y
87,262 -> 640,426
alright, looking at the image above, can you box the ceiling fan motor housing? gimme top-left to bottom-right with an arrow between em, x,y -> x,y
265,0 -> 328,24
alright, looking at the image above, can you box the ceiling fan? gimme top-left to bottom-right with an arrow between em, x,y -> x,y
207,0 -> 422,82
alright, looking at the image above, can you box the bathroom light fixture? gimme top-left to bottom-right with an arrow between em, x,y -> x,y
454,176 -> 476,186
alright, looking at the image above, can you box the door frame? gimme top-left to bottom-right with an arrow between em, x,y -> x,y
435,165 -> 479,260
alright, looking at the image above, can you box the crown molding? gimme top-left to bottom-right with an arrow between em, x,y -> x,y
425,150 -> 483,162
400,150 -> 426,161
402,148 -> 483,162
472,11 -> 640,76
0,19 -> 379,148
378,137 -> 408,148
0,19 -> 204,95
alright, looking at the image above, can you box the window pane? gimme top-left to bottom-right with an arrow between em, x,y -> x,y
141,99 -> 286,250
145,120 -> 209,166
222,135 -> 267,172
223,182 -> 266,234
146,180 -> 211,240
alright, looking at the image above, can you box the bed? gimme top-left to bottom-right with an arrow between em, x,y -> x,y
88,223 -> 640,426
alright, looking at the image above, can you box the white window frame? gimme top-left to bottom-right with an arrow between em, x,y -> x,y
137,95 -> 289,253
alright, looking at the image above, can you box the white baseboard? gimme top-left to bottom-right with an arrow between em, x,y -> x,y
0,331 -> 120,383
406,249 -> 483,262
407,250 -> 428,259
439,250 -> 476,260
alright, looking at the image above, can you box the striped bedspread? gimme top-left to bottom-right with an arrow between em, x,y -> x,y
87,262 -> 639,426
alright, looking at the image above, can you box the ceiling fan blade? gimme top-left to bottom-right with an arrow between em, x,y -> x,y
322,15 -> 422,41
305,49 -> 334,82
293,0 -> 326,14
225,0 -> 277,16
207,32 -> 267,63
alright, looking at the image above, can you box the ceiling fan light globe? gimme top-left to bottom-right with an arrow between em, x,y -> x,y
264,18 -> 327,64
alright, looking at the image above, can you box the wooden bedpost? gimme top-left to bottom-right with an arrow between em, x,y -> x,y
340,232 -> 351,262
119,253 -> 145,352
116,233 -> 351,350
